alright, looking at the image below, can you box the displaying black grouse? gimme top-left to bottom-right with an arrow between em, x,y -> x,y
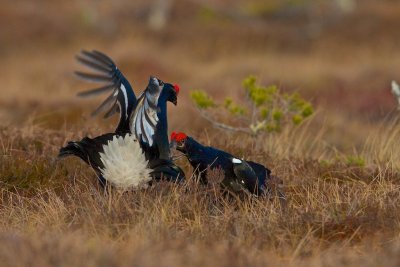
59,50 -> 184,188
170,132 -> 277,196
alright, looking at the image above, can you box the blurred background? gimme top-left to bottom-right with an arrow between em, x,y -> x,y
1,0 -> 400,151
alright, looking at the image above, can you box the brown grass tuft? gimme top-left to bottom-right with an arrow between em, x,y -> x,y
0,120 -> 399,266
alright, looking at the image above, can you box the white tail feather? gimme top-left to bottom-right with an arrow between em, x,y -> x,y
99,134 -> 151,190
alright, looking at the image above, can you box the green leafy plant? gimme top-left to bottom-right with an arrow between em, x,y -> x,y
190,90 -> 216,109
345,155 -> 365,167
190,75 -> 314,135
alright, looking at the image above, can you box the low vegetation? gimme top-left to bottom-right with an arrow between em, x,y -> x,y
0,111 -> 400,266
191,76 -> 313,135
1,1 -> 400,266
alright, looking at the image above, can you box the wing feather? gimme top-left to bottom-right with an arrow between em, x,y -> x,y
92,50 -> 115,66
140,111 -> 151,145
130,82 -> 161,147
91,93 -> 117,117
104,104 -> 119,119
143,99 -> 158,127
75,50 -> 137,133
134,98 -> 144,137
81,50 -> 113,67
142,113 -> 155,145
75,55 -> 112,73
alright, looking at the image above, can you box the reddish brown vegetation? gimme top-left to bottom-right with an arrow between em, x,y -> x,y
1,1 -> 400,266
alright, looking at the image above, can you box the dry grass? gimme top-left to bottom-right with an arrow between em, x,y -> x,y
2,1 -> 400,266
0,120 -> 399,266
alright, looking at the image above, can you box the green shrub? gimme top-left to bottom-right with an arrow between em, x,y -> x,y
191,75 -> 314,135
190,90 -> 215,109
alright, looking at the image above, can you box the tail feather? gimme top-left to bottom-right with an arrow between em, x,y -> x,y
58,134 -> 115,187
59,135 -> 112,171
99,135 -> 152,189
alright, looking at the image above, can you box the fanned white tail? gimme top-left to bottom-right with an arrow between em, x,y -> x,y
99,134 -> 151,190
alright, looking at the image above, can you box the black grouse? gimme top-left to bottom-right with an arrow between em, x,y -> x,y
59,50 -> 184,188
170,132 -> 276,196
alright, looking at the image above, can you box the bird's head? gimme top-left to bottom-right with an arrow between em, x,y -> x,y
170,131 -> 188,152
149,76 -> 180,105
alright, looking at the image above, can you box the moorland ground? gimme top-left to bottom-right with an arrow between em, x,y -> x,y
1,1 -> 400,266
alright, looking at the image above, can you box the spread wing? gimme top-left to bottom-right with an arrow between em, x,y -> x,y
75,50 -> 137,132
130,77 -> 162,147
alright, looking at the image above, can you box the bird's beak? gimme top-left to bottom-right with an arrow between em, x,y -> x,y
170,139 -> 185,152
172,99 -> 177,105
169,140 -> 177,149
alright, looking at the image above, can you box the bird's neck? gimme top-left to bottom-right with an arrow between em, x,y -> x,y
185,137 -> 205,155
156,95 -> 168,131
156,96 -> 170,160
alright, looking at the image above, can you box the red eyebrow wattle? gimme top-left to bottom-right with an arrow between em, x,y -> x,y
171,132 -> 187,141
175,132 -> 187,142
174,84 -> 180,95
170,132 -> 177,140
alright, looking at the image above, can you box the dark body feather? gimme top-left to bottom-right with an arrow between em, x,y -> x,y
59,133 -> 116,186
180,137 -> 271,195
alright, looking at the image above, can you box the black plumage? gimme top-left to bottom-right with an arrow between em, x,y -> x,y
58,133 -> 184,186
148,158 -> 185,182
170,132 -> 272,196
76,51 -> 180,163
59,133 -> 115,187
75,50 -> 137,134
59,50 -> 185,186
131,77 -> 179,162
